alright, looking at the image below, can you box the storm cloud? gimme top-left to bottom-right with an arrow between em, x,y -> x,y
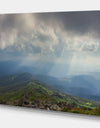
0,11 -> 100,77
0,12 -> 100,52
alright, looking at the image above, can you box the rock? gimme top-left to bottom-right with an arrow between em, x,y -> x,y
50,104 -> 61,111
23,101 -> 29,105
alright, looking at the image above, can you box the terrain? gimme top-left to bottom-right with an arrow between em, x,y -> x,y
0,73 -> 100,116
0,60 -> 100,101
31,74 -> 100,101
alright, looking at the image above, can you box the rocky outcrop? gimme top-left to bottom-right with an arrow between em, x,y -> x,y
15,98 -> 77,111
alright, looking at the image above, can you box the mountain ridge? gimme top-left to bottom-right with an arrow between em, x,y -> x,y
0,72 -> 100,115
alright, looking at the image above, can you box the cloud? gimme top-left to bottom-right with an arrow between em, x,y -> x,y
80,42 -> 99,52
0,14 -> 36,49
36,11 -> 100,37
1,12 -> 100,77
0,11 -> 100,61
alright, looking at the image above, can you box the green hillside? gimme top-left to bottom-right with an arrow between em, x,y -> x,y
0,73 -> 100,116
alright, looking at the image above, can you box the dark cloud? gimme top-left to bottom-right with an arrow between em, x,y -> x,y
36,11 -> 100,37
0,11 -> 100,58
1,12 -> 100,77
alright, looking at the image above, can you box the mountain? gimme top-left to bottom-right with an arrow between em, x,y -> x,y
0,60 -> 100,102
59,75 -> 100,99
0,60 -> 63,77
0,61 -> 37,77
0,73 -> 100,115
31,74 -> 100,101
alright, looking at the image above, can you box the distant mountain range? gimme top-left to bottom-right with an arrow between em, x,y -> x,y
30,74 -> 100,101
0,60 -> 100,102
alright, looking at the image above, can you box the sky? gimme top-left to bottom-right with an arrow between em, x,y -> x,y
0,11 -> 100,77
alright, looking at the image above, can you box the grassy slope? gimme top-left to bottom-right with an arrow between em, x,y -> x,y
0,73 -> 100,116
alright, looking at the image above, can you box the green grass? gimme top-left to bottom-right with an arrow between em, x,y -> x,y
0,73 -> 100,116
62,106 -> 100,116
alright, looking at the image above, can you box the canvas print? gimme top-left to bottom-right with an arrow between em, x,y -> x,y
0,11 -> 100,116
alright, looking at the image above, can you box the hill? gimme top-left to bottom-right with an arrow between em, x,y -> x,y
32,74 -> 100,101
0,73 -> 100,116
0,60 -> 100,101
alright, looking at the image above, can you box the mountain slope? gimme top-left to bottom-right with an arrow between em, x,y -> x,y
0,73 -> 100,112
32,74 -> 100,101
0,60 -> 100,101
